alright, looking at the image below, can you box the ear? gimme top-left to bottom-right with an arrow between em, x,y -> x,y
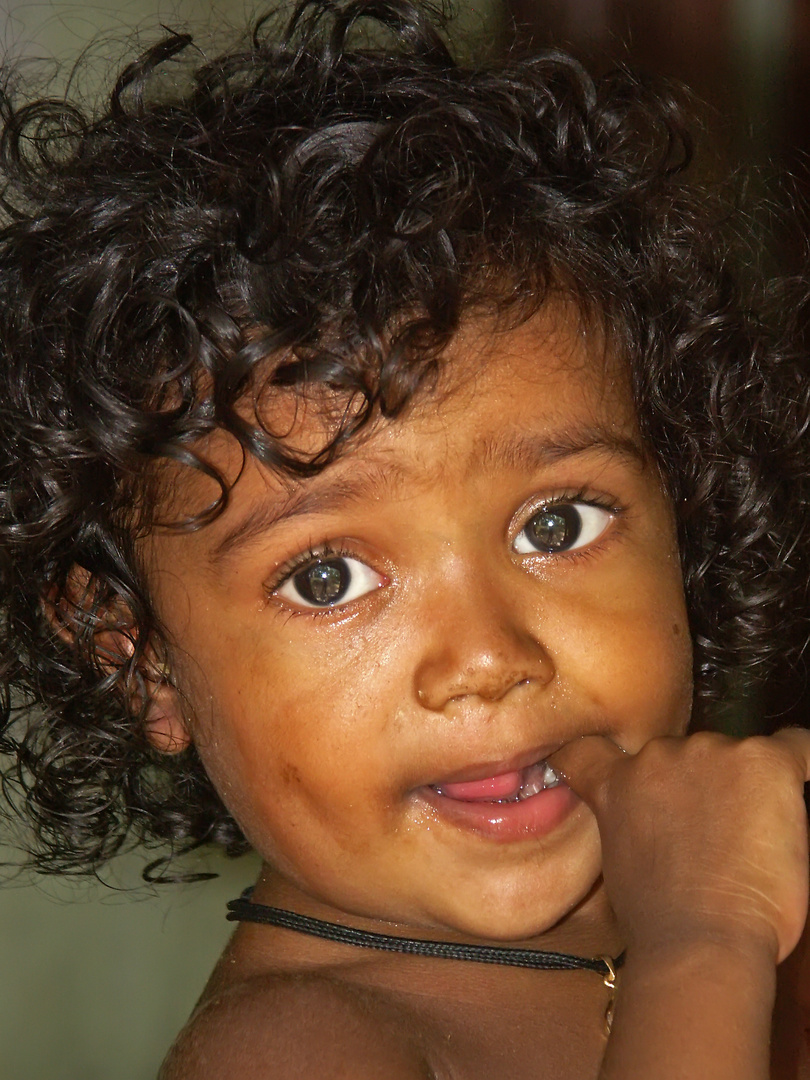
139,667 -> 192,755
43,566 -> 192,755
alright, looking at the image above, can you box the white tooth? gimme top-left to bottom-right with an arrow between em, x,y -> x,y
542,762 -> 562,788
518,772 -> 545,799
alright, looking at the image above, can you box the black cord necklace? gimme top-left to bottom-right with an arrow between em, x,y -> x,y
228,891 -> 624,1032
227,890 -> 623,977
227,892 -> 623,1032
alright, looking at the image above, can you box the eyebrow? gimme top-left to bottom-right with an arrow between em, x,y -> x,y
473,426 -> 645,474
209,462 -> 406,564
208,424 -> 645,565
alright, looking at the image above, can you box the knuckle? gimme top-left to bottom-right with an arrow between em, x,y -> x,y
686,725 -> 734,760
739,734 -> 787,767
733,735 -> 806,793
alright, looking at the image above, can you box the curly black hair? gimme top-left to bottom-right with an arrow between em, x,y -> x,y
0,0 -> 807,879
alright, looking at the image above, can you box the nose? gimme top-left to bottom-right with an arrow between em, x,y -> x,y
412,572 -> 555,713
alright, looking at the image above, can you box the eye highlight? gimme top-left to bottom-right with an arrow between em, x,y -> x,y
513,501 -> 614,555
275,552 -> 385,609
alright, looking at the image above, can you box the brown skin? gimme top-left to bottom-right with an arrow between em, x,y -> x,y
143,307 -> 810,1078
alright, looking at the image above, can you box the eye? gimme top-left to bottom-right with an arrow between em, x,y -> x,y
513,502 -> 613,555
275,555 -> 384,609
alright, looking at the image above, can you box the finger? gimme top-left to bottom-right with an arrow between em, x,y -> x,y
547,735 -> 627,809
770,727 -> 810,783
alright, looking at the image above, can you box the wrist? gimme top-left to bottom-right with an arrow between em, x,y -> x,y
619,934 -> 778,1009
601,936 -> 778,1080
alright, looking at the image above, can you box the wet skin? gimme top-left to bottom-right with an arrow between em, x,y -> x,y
143,304 -> 694,950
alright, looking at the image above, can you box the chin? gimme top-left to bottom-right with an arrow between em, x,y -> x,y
426,875 -> 603,944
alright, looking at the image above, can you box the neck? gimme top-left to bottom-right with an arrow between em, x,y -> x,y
249,864 -> 622,959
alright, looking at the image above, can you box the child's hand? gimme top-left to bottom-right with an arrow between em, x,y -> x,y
550,729 -> 810,965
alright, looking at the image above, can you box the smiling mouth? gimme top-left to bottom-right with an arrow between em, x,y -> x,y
431,759 -> 562,803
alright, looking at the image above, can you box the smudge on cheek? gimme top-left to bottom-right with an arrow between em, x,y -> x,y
278,759 -> 303,788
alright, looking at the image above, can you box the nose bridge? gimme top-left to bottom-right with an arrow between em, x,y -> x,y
412,553 -> 555,712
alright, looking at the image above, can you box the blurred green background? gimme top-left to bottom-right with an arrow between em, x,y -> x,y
0,849 -> 260,1080
0,0 -> 806,1077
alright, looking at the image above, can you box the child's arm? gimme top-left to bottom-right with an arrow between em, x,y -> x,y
551,729 -> 810,1080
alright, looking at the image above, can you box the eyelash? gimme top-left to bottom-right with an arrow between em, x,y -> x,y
269,541 -> 354,594
265,489 -> 624,611
527,488 -> 618,514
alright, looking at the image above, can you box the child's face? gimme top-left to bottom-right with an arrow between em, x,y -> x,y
143,304 -> 693,941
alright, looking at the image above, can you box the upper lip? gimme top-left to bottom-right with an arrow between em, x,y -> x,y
420,742 -> 566,790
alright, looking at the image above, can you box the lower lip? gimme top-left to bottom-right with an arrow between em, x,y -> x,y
418,782 -> 579,841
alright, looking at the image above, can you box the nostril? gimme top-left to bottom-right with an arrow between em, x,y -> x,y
427,672 -> 544,709
413,637 -> 556,712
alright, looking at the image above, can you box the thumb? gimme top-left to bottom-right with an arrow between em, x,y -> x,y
548,735 -> 627,813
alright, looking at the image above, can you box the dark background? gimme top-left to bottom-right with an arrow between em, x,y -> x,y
508,1 -> 805,191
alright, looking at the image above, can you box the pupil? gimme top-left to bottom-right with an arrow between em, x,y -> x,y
297,560 -> 349,605
525,505 -> 581,551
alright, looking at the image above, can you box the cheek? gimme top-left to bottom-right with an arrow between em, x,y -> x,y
587,610 -> 693,734
542,557 -> 693,737
183,628 -> 400,839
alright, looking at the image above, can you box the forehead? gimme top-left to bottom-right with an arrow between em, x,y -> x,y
153,301 -> 639,530
433,302 -> 627,430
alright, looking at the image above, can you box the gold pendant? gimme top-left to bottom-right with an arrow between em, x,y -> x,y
597,954 -> 618,1036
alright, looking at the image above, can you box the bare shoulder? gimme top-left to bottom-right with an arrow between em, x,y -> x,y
158,968 -> 433,1080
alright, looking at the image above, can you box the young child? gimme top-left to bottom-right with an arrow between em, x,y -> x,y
0,1 -> 809,1076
